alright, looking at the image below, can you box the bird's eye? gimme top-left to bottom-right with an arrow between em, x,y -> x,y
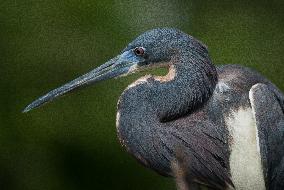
134,47 -> 145,56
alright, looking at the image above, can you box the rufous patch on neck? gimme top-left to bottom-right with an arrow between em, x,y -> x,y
154,65 -> 176,82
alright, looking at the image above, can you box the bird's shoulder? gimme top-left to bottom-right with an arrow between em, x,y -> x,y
215,64 -> 269,93
210,64 -> 271,109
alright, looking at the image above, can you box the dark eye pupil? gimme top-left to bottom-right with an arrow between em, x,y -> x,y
135,47 -> 144,55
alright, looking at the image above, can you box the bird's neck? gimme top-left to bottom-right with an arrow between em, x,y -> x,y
151,51 -> 218,122
116,51 -> 218,174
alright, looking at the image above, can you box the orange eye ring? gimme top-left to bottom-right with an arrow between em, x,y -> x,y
134,47 -> 145,56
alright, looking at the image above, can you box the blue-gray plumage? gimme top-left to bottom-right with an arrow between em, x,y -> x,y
23,28 -> 284,190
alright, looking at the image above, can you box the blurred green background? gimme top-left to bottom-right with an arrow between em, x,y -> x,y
0,0 -> 283,189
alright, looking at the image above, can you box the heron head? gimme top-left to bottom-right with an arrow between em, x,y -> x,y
23,28 -> 205,112
121,28 -> 182,71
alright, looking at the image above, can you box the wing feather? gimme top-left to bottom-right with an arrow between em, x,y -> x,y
249,83 -> 284,190
160,120 -> 233,189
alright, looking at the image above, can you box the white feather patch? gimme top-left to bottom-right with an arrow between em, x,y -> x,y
226,107 -> 265,190
116,111 -> 120,129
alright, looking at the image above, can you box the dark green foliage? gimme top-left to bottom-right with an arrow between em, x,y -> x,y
0,0 -> 283,189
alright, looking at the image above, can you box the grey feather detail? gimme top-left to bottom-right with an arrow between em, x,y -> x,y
249,83 -> 284,190
164,121 -> 233,189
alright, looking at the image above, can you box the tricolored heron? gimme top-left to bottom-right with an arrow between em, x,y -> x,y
23,28 -> 284,190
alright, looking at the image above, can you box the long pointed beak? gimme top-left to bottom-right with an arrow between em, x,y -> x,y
23,51 -> 140,113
